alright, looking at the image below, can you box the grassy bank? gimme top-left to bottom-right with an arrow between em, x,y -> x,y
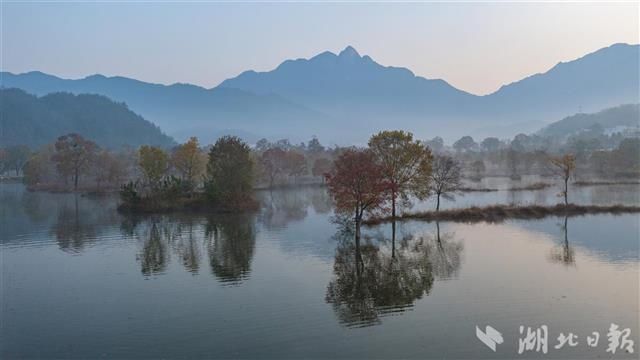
365,203 -> 640,225
117,193 -> 260,214
573,180 -> 640,186
459,182 -> 553,193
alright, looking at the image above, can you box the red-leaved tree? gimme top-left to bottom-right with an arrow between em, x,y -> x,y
325,149 -> 388,250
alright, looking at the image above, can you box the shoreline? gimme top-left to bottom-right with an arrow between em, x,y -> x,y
364,204 -> 640,225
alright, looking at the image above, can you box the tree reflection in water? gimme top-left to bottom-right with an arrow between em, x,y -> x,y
326,221 -> 463,327
173,219 -> 201,274
205,214 -> 256,285
549,216 -> 575,266
139,221 -> 169,276
257,187 -> 333,230
123,213 -> 256,283
413,222 -> 464,280
259,189 -> 309,230
51,195 -> 119,254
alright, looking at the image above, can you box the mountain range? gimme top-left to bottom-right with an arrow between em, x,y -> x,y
2,43 -> 638,144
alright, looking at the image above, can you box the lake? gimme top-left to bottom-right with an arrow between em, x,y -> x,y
1,181 -> 638,359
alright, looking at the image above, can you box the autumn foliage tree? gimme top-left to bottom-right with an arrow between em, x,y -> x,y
172,137 -> 206,189
368,130 -> 432,220
550,154 -> 576,205
325,149 -> 387,250
138,145 -> 169,191
260,148 -> 307,188
312,158 -> 333,182
260,147 -> 287,188
285,151 -> 307,182
51,133 -> 98,190
94,150 -> 127,190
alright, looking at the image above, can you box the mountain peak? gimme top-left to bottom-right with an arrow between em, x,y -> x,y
338,45 -> 360,58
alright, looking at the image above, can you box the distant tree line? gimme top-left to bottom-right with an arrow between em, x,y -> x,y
425,132 -> 640,180
11,125 -> 639,218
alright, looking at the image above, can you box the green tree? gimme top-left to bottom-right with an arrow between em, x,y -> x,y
480,137 -> 501,152
205,136 -> 254,206
453,136 -> 477,152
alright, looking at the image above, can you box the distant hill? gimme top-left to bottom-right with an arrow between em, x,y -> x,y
0,88 -> 175,148
2,43 -> 638,144
0,72 -> 328,145
221,43 -> 640,140
220,46 -> 476,117
481,43 -> 639,119
538,104 -> 640,139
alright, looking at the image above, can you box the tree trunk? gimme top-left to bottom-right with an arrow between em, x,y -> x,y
355,211 -> 363,268
391,219 -> 396,259
564,177 -> 569,205
436,192 -> 441,211
74,168 -> 79,191
355,212 -> 361,246
564,216 -> 568,246
391,191 -> 396,258
391,190 -> 396,219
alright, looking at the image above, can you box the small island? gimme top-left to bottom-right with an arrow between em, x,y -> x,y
118,136 -> 258,213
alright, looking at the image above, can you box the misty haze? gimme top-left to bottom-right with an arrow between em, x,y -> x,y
1,2 -> 639,360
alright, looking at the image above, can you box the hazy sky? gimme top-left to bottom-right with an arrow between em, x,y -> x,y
1,2 -> 638,95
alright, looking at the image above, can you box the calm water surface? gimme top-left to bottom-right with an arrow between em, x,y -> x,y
1,182 -> 638,359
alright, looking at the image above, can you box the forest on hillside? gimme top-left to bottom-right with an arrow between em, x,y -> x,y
0,88 -> 175,149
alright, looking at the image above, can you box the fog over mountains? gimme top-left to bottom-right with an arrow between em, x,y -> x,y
2,43 -> 638,145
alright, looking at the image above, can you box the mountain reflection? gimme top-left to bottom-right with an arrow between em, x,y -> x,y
326,222 -> 463,327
